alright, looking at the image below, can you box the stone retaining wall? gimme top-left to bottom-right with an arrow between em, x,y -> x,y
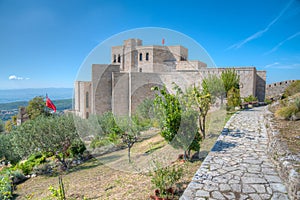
264,107 -> 300,200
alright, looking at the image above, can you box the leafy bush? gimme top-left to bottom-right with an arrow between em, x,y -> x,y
134,98 -> 155,121
0,173 -> 13,200
33,163 -> 53,175
10,170 -> 27,185
264,98 -> 272,105
97,112 -> 121,135
150,162 -> 183,198
283,80 -> 300,98
90,136 -> 114,149
243,95 -> 258,103
227,87 -> 241,107
15,153 -> 46,175
0,134 -> 21,165
67,140 -> 86,158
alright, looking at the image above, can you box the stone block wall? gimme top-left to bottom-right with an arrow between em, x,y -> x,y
112,72 -> 129,116
92,64 -> 120,115
266,80 -> 296,99
264,108 -> 300,200
256,70 -> 267,102
74,81 -> 91,119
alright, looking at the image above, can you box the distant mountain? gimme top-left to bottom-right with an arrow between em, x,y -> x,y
0,88 -> 73,103
0,99 -> 73,121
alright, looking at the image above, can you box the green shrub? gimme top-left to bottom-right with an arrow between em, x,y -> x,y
67,141 -> 86,158
150,162 -> 183,198
0,173 -> 13,200
10,170 -> 26,185
243,95 -> 258,103
98,112 -> 121,135
264,98 -> 272,105
90,137 -> 112,149
15,153 -> 47,175
275,105 -> 298,120
227,87 -> 241,107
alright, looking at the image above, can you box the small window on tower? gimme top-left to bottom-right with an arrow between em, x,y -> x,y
146,52 -> 149,61
139,53 -> 143,61
139,68 -> 142,72
118,54 -> 121,63
113,55 -> 116,63
86,92 -> 89,108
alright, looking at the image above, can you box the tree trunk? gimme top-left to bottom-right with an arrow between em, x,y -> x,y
128,147 -> 131,163
202,116 -> 206,139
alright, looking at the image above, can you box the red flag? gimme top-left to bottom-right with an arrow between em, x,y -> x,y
46,95 -> 56,112
162,38 -> 165,45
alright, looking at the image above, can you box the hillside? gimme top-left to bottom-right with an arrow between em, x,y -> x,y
0,99 -> 73,121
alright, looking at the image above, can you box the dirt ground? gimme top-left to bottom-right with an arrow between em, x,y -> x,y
268,100 -> 300,155
271,117 -> 300,155
14,110 -> 229,200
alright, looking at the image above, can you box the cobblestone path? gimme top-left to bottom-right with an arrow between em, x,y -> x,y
181,107 -> 290,200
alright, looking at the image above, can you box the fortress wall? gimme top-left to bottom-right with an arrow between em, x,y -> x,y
256,71 -> 267,101
92,64 -> 120,115
153,47 -> 177,65
112,72 -> 130,116
130,73 -> 164,113
266,80 -> 296,98
74,81 -> 91,119
167,46 -> 188,61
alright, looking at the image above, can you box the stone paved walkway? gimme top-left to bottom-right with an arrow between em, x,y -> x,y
181,107 -> 290,200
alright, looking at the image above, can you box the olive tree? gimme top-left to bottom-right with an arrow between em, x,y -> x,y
11,114 -> 85,169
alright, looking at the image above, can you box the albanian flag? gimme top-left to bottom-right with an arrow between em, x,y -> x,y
46,94 -> 56,112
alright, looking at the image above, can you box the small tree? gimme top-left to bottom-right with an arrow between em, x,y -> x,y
152,85 -> 182,143
116,117 -> 139,163
221,69 -> 240,97
186,85 -> 211,139
152,84 -> 207,160
26,96 -> 49,120
11,114 -> 85,170
202,74 -> 225,105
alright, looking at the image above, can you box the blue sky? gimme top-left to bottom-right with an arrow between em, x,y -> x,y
0,0 -> 299,89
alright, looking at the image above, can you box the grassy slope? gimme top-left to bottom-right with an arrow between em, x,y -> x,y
14,109 -> 231,200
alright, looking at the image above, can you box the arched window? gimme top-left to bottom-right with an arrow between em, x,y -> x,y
113,54 -> 116,63
86,112 -> 89,119
146,52 -> 149,61
139,53 -> 143,61
118,54 -> 121,63
86,92 -> 89,108
139,68 -> 142,72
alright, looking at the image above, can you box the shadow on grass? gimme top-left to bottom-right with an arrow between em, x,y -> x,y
97,154 -> 123,164
144,145 -> 164,155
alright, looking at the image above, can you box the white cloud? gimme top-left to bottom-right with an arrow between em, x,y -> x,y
228,0 -> 294,50
264,62 -> 300,69
8,75 -> 30,80
265,31 -> 300,55
264,62 -> 280,68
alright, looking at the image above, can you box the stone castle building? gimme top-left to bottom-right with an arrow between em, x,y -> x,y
74,38 -> 266,119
